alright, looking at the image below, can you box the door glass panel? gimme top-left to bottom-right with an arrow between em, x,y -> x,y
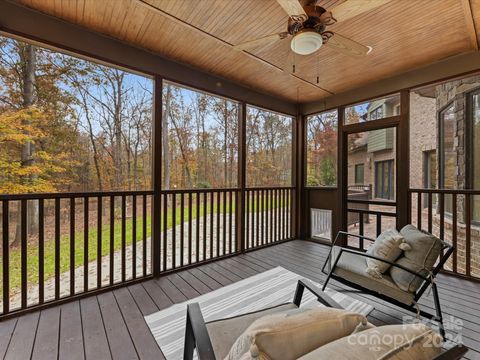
347,128 -> 396,242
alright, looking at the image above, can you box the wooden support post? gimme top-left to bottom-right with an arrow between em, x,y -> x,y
236,102 -> 247,253
152,75 -> 163,276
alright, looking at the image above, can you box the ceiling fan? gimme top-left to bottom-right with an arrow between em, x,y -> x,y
234,0 -> 391,57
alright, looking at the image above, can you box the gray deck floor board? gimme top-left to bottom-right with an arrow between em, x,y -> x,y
0,240 -> 478,359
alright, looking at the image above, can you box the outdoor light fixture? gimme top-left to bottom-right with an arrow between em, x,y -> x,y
291,30 -> 323,55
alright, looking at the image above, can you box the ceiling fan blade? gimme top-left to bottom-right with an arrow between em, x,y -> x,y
330,0 -> 392,23
326,33 -> 372,56
233,32 -> 289,51
276,0 -> 308,21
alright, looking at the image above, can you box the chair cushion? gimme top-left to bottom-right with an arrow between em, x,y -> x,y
298,323 -> 443,360
366,229 -> 407,278
330,246 -> 415,305
225,307 -> 368,360
205,303 -> 296,359
390,225 -> 443,292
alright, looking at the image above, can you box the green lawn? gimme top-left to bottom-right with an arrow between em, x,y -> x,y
0,196 -> 287,298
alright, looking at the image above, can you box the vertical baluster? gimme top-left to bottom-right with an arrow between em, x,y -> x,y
142,194 -> 147,277
286,189 -> 293,239
376,214 -> 382,237
452,193 -> 457,273
55,198 -> 60,300
359,212 -> 364,250
262,190 -> 267,245
196,193 -> 201,263
269,190 -> 273,244
132,195 -> 137,279
256,190 -> 260,247
109,196 -> 115,286
38,199 -> 44,304
180,193 -> 184,267
282,189 -> 287,240
21,200 -> 27,307
465,193 -> 471,277
223,190 -> 227,256
216,191 -> 221,257
245,190 -> 250,250
439,193 -> 445,256
427,193 -> 433,233
188,193 -> 193,265
203,192 -> 207,261
97,197 -> 102,288
3,201 -> 9,314
250,191 -> 255,249
121,196 -> 126,281
417,192 -> 422,229
70,198 -> 75,296
163,194 -> 168,271
229,191 -> 233,253
84,197 -> 89,291
172,193 -> 176,269
210,192 -> 214,259
274,189 -> 278,242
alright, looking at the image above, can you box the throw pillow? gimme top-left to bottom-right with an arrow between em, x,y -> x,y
225,307 -> 368,360
390,225 -> 443,292
365,229 -> 409,279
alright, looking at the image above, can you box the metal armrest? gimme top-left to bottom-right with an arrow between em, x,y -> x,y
432,344 -> 468,360
293,279 -> 343,309
184,303 -> 215,360
338,248 -> 433,283
334,231 -> 376,245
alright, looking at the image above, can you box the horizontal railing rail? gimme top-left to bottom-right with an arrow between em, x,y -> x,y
409,188 -> 480,280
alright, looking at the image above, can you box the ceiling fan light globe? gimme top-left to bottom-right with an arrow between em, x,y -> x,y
291,31 -> 323,55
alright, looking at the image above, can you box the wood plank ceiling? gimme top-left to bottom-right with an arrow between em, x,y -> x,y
14,0 -> 480,103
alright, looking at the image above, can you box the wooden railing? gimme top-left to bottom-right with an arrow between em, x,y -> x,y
409,188 -> 480,280
244,187 -> 293,250
0,191 -> 154,317
0,186 -> 294,317
346,198 -> 396,251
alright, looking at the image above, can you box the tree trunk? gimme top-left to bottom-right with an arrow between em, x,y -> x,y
14,44 -> 37,246
162,85 -> 172,189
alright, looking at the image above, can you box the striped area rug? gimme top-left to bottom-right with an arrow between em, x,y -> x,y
145,266 -> 374,360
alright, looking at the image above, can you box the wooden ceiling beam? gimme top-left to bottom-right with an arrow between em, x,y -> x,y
461,0 -> 479,50
135,0 -> 334,95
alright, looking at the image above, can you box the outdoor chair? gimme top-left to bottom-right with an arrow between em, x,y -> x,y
184,279 -> 467,360
322,227 -> 455,340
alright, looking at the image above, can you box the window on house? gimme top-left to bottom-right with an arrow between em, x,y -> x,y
344,93 -> 400,125
355,164 -> 365,184
369,106 -> 383,120
305,110 -> 338,187
375,160 -> 394,200
439,103 -> 456,213
423,150 -> 437,208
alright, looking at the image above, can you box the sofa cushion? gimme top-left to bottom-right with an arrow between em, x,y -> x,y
298,323 -> 443,360
225,306 -> 368,360
205,303 -> 296,359
366,229 -> 407,278
390,225 -> 443,292
330,246 -> 415,305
